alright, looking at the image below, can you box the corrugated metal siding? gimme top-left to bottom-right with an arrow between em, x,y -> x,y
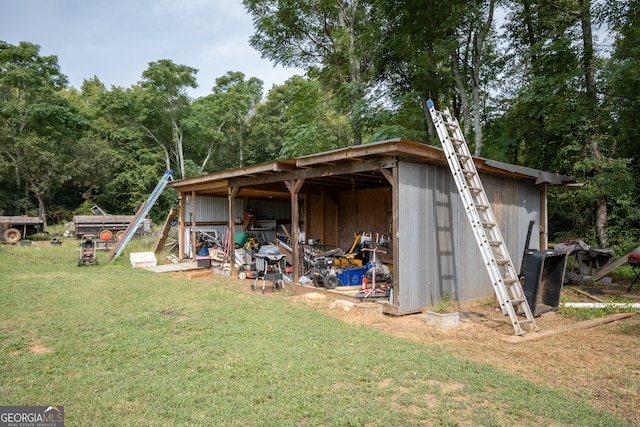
187,196 -> 292,243
183,197 -> 245,246
397,161 -> 540,313
185,196 -> 242,223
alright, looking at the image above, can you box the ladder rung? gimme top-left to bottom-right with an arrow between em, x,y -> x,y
427,99 -> 538,336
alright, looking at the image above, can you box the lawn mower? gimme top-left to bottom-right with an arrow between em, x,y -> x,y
78,234 -> 98,266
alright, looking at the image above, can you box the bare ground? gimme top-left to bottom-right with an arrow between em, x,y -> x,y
265,280 -> 640,425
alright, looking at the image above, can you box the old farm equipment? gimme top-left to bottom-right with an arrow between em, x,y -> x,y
73,205 -> 138,241
0,216 -> 45,243
78,234 -> 98,266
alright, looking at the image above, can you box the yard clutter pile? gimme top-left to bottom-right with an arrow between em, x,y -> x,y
300,232 -> 392,300
555,240 -> 615,281
191,227 -> 394,301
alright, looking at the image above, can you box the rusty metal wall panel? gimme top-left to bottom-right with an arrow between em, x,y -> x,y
397,161 -> 541,312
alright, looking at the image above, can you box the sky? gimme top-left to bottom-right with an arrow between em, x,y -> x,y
1,0 -> 302,98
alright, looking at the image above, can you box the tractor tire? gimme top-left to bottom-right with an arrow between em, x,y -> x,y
3,228 -> 22,244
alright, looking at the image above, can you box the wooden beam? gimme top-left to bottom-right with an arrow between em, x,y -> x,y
231,157 -> 397,188
285,179 -> 304,283
178,193 -> 185,259
154,207 -> 177,254
540,184 -> 548,250
590,247 -> 640,282
190,191 -> 197,258
228,186 -> 239,275
379,168 -> 393,185
502,312 -> 634,343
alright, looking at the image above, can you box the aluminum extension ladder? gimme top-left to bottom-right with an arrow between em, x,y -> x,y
426,99 -> 538,336
108,169 -> 173,261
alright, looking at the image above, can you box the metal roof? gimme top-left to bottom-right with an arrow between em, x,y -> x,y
168,138 -> 576,199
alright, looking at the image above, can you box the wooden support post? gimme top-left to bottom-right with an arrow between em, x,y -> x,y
285,179 -> 304,283
390,167 -> 398,306
190,191 -> 197,258
154,207 -> 177,254
228,186 -> 239,275
540,184 -> 548,250
179,194 -> 185,259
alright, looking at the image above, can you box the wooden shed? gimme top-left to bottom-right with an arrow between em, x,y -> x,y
167,138 -> 575,315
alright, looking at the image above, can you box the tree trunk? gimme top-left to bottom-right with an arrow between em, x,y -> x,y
451,50 -> 471,136
37,193 -> 47,227
594,195 -> 609,248
471,0 -> 495,157
579,0 -> 609,247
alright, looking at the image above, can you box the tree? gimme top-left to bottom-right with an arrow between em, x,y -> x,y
139,59 -> 198,179
243,0 -> 376,145
0,41 -> 81,220
202,72 -> 263,170
371,0 -> 464,143
452,0 -> 498,156
494,0 -> 635,248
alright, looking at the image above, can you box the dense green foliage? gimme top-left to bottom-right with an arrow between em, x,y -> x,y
1,1 -> 638,250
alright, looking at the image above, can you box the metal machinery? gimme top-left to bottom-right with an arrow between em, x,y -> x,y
251,244 -> 287,294
78,234 -> 98,266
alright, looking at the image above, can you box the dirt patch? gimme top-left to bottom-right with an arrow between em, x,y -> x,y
28,340 -> 51,354
230,276 -> 640,424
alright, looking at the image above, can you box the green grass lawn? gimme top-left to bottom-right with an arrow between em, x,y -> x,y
0,239 -> 631,426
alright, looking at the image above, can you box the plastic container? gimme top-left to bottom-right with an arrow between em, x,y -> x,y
337,266 -> 367,287
196,257 -> 211,268
130,252 -> 157,268
523,250 -> 568,316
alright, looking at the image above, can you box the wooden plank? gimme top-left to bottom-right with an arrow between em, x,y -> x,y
590,247 -> 640,282
154,208 -> 177,254
502,312 -> 634,344
573,287 -> 606,303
